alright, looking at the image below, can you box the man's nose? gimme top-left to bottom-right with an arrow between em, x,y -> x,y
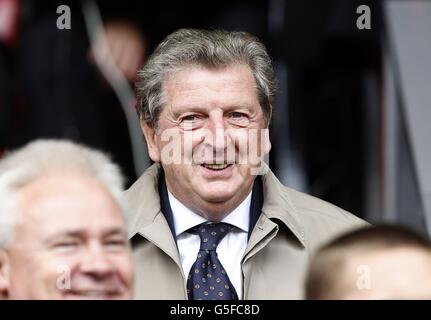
205,113 -> 232,152
79,243 -> 115,278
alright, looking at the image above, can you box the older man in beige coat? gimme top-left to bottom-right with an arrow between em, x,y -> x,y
126,29 -> 366,300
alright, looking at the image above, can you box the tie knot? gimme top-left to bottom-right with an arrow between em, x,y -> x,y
192,222 -> 232,251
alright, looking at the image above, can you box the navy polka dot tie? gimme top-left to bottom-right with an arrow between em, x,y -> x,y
186,222 -> 238,300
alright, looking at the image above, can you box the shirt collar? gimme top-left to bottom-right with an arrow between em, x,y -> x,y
168,190 -> 251,237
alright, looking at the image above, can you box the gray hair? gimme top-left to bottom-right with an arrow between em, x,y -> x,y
0,139 -> 128,249
135,28 -> 277,128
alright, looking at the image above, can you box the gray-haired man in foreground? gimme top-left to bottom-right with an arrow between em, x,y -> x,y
0,140 -> 134,299
127,29 -> 366,299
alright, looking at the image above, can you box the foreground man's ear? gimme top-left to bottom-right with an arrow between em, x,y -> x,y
140,119 -> 161,163
0,250 -> 10,299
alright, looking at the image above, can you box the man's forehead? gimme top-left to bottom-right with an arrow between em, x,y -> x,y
15,174 -> 123,227
17,173 -> 88,195
162,65 -> 260,112
15,206 -> 126,243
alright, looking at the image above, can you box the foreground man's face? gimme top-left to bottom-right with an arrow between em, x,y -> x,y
2,174 -> 133,299
143,64 -> 270,220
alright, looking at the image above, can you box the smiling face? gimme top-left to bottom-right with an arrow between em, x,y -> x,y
142,64 -> 271,220
0,174 -> 133,300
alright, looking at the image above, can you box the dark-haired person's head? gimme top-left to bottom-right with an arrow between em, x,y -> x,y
305,225 -> 431,299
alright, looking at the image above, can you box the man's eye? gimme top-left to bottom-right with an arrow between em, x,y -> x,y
180,114 -> 204,130
53,242 -> 79,251
182,115 -> 199,122
106,240 -> 126,246
225,112 -> 250,128
105,240 -> 128,251
231,112 -> 246,118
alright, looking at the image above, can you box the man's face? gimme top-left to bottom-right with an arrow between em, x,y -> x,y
142,65 -> 270,219
1,174 -> 133,299
337,248 -> 431,299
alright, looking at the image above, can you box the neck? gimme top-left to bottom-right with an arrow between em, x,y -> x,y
188,198 -> 247,222
167,185 -> 253,222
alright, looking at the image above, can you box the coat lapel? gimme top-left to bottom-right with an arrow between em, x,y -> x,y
127,164 -> 182,270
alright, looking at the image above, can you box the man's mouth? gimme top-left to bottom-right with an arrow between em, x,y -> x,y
201,163 -> 232,170
65,289 -> 121,299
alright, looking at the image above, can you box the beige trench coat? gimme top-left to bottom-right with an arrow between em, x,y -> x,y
126,164 -> 366,299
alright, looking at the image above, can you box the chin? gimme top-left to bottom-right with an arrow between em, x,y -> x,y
198,185 -> 237,202
198,174 -> 253,202
201,193 -> 235,203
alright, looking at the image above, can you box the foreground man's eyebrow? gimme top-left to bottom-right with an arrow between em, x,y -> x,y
102,228 -> 128,238
44,228 -> 127,242
43,230 -> 84,244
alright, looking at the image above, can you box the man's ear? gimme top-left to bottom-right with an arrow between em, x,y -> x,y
140,119 -> 161,163
0,250 -> 10,299
263,127 -> 272,155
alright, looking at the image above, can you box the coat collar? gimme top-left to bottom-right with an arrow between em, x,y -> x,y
159,169 -> 262,241
126,163 -> 306,248
259,166 -> 306,247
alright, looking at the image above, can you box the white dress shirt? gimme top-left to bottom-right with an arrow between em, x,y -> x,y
168,190 -> 251,300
